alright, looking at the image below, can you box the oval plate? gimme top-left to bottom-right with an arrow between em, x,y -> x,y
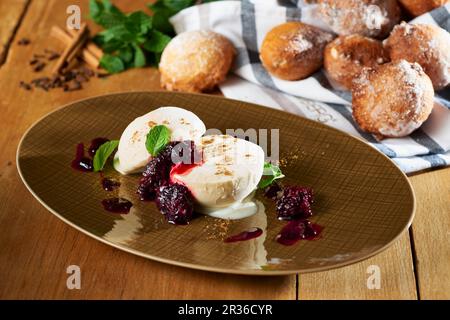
17,92 -> 415,275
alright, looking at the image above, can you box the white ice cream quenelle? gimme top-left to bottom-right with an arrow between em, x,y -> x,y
114,107 -> 206,174
171,134 -> 265,219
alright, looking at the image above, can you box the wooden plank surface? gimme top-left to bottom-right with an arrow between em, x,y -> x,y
0,0 -> 296,300
409,168 -> 450,300
0,0 -> 29,65
0,0 -> 448,300
298,232 -> 417,299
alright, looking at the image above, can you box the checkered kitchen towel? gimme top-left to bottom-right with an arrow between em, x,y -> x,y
170,0 -> 450,174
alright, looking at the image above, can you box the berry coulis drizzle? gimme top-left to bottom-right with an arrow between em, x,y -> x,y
101,177 -> 121,191
276,220 -> 323,246
71,137 -> 109,172
72,138 -> 132,214
71,143 -> 93,172
88,137 -> 109,157
224,228 -> 263,243
101,198 -> 133,214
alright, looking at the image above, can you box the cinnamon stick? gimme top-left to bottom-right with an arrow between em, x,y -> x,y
51,26 -> 103,70
68,28 -> 103,59
65,31 -> 89,68
52,23 -> 88,74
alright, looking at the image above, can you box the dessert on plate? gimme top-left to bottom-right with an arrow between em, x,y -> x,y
114,106 -> 206,174
73,106 -> 321,245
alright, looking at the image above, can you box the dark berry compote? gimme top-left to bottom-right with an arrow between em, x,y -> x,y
263,183 -> 323,246
263,182 -> 282,200
138,141 -> 199,225
137,153 -> 172,200
156,184 -> 194,225
276,186 -> 314,220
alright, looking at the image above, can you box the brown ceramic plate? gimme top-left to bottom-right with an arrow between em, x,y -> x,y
17,91 -> 415,275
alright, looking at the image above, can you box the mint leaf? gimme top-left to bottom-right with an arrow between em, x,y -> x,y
258,162 -> 285,189
100,54 -> 125,73
143,30 -> 171,53
126,11 -> 152,34
89,0 -> 103,21
100,24 -> 135,42
93,140 -> 119,172
150,7 -> 176,34
92,33 -> 122,53
90,0 -> 126,28
133,44 -> 146,67
102,0 -> 122,14
96,11 -> 127,28
118,45 -> 133,64
145,125 -> 171,156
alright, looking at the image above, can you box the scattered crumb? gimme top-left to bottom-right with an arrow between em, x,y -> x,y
204,217 -> 232,240
278,147 -> 305,168
179,118 -> 191,125
131,131 -> 140,143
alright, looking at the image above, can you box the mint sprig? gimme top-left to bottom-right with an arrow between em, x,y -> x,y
145,125 -> 171,156
93,140 -> 119,172
258,162 -> 285,189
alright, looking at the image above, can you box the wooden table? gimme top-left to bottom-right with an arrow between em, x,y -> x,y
0,0 -> 449,300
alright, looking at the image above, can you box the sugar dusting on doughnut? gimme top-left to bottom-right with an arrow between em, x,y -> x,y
352,60 -> 434,138
318,0 -> 400,38
324,34 -> 389,89
384,22 -> 450,90
159,30 -> 235,93
398,0 -> 450,17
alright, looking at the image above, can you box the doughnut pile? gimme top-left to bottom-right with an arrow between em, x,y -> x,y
158,1 -> 450,138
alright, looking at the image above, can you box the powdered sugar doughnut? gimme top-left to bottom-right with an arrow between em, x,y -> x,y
318,0 -> 400,38
159,30 -> 235,93
384,22 -> 450,90
324,34 -> 389,89
352,60 -> 434,138
398,0 -> 450,17
260,22 -> 334,81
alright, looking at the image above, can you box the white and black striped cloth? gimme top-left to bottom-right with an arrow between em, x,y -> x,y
170,0 -> 450,174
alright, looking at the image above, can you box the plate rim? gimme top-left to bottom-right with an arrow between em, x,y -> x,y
16,90 -> 416,276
